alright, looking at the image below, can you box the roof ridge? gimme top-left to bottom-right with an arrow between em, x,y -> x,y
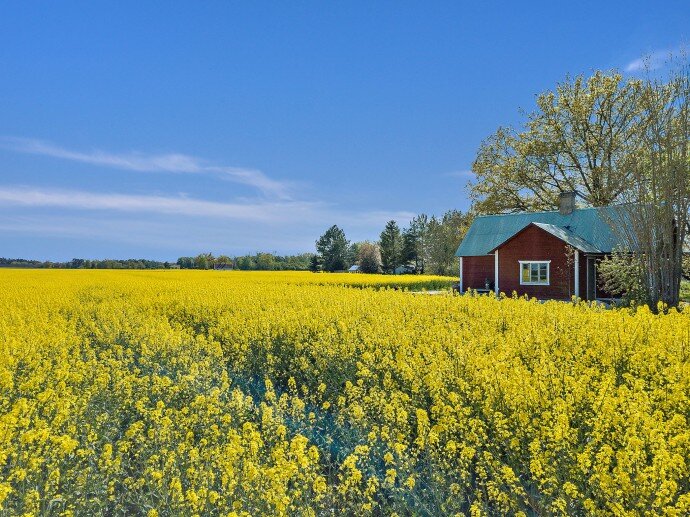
475,205 -> 610,218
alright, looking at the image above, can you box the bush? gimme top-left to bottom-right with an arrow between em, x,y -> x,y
598,252 -> 648,305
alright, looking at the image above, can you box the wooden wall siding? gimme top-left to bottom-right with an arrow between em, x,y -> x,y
461,255 -> 495,290
460,225 -> 612,300
497,225 -> 580,299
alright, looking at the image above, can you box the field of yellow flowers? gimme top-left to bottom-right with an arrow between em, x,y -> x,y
1,269 -> 689,516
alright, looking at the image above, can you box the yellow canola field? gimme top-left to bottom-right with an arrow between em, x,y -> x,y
0,270 -> 689,516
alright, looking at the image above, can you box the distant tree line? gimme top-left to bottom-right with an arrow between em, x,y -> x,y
176,252 -> 314,270
313,209 -> 473,276
0,257 -> 170,269
0,253 -> 315,271
0,258 -> 48,268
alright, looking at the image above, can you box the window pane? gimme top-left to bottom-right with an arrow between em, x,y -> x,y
539,263 -> 548,282
521,262 -> 549,284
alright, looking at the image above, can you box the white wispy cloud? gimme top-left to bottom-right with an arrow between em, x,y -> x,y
624,46 -> 685,73
0,137 -> 292,199
0,185 -> 414,229
0,139 -> 419,253
0,186 -> 314,223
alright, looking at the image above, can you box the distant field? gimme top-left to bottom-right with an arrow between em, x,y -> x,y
1,270 -> 688,515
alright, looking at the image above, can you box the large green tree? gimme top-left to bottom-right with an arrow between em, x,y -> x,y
379,220 -> 402,273
400,214 -> 428,273
470,71 -> 643,213
194,253 -> 214,270
315,225 -> 350,272
424,210 -> 472,276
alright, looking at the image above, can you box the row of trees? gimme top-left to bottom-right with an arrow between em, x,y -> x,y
0,258 -> 49,268
313,209 -> 472,275
176,252 -> 314,270
0,257 -> 169,269
377,211 -> 473,275
471,62 -> 689,307
0,253 -> 315,271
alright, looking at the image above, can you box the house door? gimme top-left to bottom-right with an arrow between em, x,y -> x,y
586,257 -> 597,300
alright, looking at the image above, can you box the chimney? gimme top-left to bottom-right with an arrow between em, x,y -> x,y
559,191 -> 576,215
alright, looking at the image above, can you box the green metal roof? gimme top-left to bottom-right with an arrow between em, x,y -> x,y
455,206 -> 624,257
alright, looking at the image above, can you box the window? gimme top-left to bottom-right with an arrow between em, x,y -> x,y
519,261 -> 550,285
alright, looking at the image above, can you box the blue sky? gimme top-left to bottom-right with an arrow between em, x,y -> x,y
0,2 -> 687,261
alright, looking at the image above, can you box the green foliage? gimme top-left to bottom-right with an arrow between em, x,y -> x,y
0,257 -> 170,269
347,242 -> 361,269
231,253 -> 314,271
309,254 -> 322,272
379,220 -> 402,273
598,252 -> 649,305
409,214 -> 429,272
680,280 -> 690,302
177,256 -> 195,269
254,252 -> 276,271
423,210 -> 472,276
471,71 -> 643,214
316,225 -> 350,272
0,257 -> 48,268
401,224 -> 421,271
237,256 -> 253,270
194,253 -> 212,270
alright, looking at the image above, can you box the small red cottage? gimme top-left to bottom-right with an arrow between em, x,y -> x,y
455,193 -> 621,300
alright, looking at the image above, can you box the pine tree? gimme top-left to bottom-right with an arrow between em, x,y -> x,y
379,220 -> 402,274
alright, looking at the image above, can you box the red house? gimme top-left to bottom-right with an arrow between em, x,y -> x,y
455,193 -> 622,300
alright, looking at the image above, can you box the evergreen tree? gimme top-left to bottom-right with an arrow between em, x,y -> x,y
347,242 -> 362,268
410,214 -> 428,273
379,220 -> 402,274
309,254 -> 322,272
395,217 -> 429,273
315,225 -> 350,272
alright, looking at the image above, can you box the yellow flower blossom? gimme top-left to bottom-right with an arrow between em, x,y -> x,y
0,270 -> 687,515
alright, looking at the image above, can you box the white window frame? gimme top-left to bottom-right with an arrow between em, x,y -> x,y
518,260 -> 551,286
